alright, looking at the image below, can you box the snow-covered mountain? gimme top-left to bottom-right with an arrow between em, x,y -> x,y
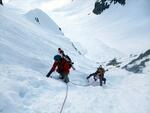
25,8 -> 63,35
0,5 -> 90,73
6,0 -> 150,60
5,0 -> 150,60
0,5 -> 94,113
3,0 -> 126,61
0,1 -> 150,113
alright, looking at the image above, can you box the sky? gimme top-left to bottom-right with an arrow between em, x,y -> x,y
3,0 -> 72,11
41,0 -> 71,11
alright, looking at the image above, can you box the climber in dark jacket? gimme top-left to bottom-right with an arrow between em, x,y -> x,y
87,65 -> 106,86
46,55 -> 70,83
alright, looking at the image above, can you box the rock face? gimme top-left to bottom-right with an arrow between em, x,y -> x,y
92,0 -> 126,15
106,58 -> 121,67
122,49 -> 150,73
0,0 -> 3,5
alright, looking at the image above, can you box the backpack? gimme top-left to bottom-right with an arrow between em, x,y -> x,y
96,67 -> 105,77
63,55 -> 73,68
57,57 -> 70,74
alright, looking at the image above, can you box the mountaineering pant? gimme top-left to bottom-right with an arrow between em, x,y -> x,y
86,73 -> 96,80
99,77 -> 106,86
59,73 -> 69,83
87,73 -> 106,86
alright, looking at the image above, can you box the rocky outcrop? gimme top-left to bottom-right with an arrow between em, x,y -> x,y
106,58 -> 121,67
122,49 -> 150,73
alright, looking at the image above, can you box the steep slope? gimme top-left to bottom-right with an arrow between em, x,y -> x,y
0,6 -> 84,72
4,0 -> 124,62
0,3 -> 150,113
4,0 -> 150,59
0,5 -> 92,113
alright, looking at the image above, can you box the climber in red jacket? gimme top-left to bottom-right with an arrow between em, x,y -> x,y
46,55 -> 70,83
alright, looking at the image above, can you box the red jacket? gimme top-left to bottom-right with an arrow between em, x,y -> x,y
50,58 -> 70,74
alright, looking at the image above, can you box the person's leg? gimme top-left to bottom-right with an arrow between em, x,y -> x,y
87,73 -> 95,79
99,76 -> 103,86
102,78 -> 106,84
59,72 -> 65,79
59,74 -> 63,79
62,74 -> 69,83
64,76 -> 69,83
93,74 -> 98,81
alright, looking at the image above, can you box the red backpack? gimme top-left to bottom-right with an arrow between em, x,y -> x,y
57,58 -> 70,74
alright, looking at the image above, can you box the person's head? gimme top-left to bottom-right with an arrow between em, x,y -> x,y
58,48 -> 61,51
97,65 -> 102,70
54,55 -> 61,62
58,48 -> 64,54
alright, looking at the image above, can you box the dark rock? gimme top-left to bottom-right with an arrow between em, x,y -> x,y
0,0 -> 3,5
35,17 -> 40,24
122,49 -> 150,73
107,58 -> 121,66
92,0 -> 126,15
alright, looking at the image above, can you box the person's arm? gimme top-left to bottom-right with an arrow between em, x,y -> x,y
51,61 -> 58,72
93,72 -> 98,81
46,61 -> 58,77
87,72 -> 96,79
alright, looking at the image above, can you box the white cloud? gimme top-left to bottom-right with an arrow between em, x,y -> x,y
41,0 -> 71,11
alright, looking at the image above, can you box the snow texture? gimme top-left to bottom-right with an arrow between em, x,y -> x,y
0,2 -> 150,113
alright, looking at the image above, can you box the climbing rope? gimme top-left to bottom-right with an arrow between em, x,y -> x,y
59,83 -> 69,113
70,81 -> 95,87
58,80 -> 94,113
52,75 -> 95,113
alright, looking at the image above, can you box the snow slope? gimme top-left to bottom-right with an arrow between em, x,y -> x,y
0,4 -> 150,113
4,0 -> 150,59
0,5 -> 92,113
4,0 -> 125,61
